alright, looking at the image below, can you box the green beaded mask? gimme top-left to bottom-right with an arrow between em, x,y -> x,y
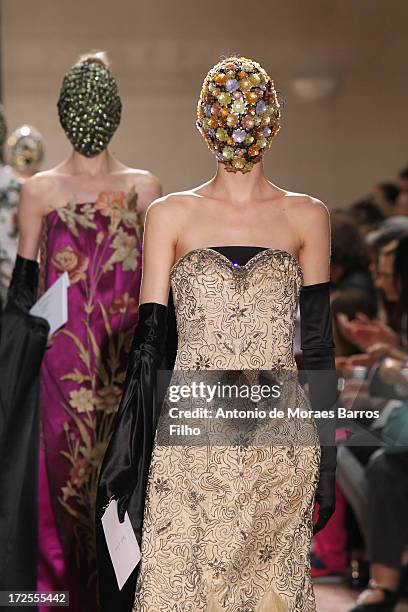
57,61 -> 122,157
0,104 -> 7,148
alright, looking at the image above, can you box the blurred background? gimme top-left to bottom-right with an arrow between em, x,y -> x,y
1,0 -> 408,205
1,3 -> 408,611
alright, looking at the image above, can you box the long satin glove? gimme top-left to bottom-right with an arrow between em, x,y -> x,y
1,256 -> 50,432
96,302 -> 168,529
95,302 -> 167,612
0,255 -> 49,592
299,281 -> 338,535
7,254 -> 41,311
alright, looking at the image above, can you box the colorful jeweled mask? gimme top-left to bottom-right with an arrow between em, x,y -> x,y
6,125 -> 45,174
197,56 -> 281,173
57,60 -> 122,158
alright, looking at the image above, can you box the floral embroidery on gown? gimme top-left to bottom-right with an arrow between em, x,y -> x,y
133,248 -> 320,612
38,187 -> 142,612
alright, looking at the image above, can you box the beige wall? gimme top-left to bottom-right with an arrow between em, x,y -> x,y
1,0 -> 408,208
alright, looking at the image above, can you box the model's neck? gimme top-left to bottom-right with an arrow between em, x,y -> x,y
211,161 -> 270,204
67,149 -> 114,176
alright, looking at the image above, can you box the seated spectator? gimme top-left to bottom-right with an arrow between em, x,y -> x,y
349,361 -> 408,612
311,288 -> 378,581
397,166 -> 408,193
349,199 -> 386,235
331,212 -> 376,297
332,289 -> 378,364
338,233 -> 408,365
334,234 -> 408,611
372,182 -> 400,218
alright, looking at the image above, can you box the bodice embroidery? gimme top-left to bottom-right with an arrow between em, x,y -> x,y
170,248 -> 303,371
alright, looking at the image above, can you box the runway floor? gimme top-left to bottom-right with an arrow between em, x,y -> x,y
315,583 -> 408,611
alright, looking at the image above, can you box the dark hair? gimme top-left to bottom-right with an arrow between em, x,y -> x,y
349,199 -> 385,226
398,166 -> 408,180
332,288 -> 377,320
394,235 -> 408,349
370,227 -> 408,260
331,288 -> 377,355
330,212 -> 369,269
377,182 -> 400,205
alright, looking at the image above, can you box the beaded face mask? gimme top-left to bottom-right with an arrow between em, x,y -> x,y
6,125 -> 45,174
57,61 -> 122,158
197,57 -> 281,173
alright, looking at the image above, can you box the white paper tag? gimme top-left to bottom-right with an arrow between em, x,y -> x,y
30,271 -> 70,334
101,499 -> 141,590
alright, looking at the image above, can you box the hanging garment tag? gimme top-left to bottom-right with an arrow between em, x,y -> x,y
101,498 -> 141,590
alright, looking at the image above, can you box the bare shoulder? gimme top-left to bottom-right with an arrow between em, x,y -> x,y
144,190 -> 199,239
283,190 -> 328,216
147,190 -> 198,218
124,168 -> 161,191
19,170 -> 61,216
282,191 -> 329,227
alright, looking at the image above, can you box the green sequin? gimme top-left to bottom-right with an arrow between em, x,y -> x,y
57,62 -> 121,157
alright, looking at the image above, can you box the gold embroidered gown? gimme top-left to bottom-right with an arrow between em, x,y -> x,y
133,247 -> 320,612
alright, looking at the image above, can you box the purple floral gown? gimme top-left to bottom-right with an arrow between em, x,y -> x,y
37,188 -> 142,611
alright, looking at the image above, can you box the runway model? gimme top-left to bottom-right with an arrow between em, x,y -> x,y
97,56 -> 337,612
16,51 -> 161,611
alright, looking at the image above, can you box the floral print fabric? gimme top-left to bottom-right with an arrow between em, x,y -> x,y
39,188 -> 142,611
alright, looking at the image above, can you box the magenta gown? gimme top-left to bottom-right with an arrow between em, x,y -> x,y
37,189 -> 142,612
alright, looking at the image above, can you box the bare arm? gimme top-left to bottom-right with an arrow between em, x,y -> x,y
17,179 -> 48,260
139,198 -> 178,305
137,173 -> 162,225
298,198 -> 331,286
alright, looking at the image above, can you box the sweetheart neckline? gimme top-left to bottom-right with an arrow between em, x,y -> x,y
169,247 -> 303,279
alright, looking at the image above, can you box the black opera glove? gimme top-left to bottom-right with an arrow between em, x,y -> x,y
299,281 -> 338,535
97,302 -> 168,532
7,254 -> 40,311
1,255 -> 49,430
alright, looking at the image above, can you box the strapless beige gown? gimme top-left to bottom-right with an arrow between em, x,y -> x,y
133,248 -> 320,612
